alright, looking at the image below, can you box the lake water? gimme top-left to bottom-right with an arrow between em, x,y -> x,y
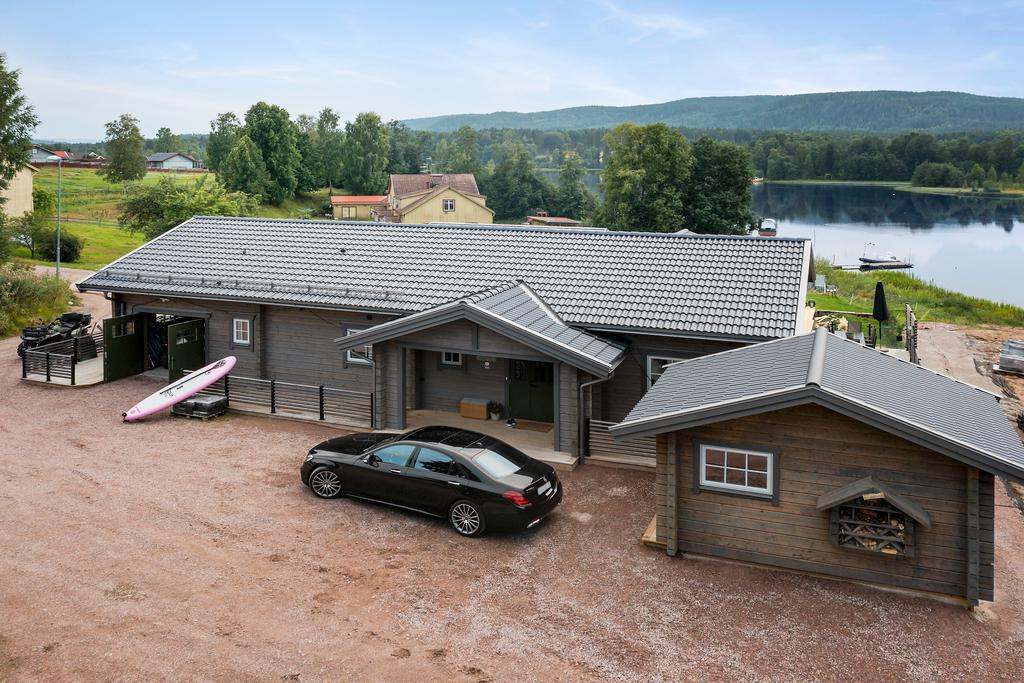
750,183 -> 1024,307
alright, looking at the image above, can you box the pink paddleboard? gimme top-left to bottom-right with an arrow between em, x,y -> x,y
123,356 -> 236,422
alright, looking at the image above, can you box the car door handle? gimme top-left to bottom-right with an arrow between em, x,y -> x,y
447,481 -> 461,486
389,468 -> 402,474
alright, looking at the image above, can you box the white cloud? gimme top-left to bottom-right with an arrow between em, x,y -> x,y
594,0 -> 708,39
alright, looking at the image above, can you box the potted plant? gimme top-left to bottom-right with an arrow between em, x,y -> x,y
487,401 -> 503,421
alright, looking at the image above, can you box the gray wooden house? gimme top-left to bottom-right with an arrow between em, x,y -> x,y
611,327 -> 1024,604
77,216 -> 814,466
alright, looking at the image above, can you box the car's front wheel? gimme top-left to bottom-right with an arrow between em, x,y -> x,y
449,500 -> 485,537
309,467 -> 343,499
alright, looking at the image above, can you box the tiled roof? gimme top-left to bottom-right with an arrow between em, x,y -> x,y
336,281 -> 627,377
330,195 -> 386,205
389,173 -> 480,197
613,327 -> 1024,481
77,216 -> 812,340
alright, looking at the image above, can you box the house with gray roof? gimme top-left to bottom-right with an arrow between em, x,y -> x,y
611,327 -> 1024,604
146,152 -> 199,170
76,215 -> 814,465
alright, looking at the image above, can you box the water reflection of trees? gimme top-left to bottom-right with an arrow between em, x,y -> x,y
752,184 -> 1023,231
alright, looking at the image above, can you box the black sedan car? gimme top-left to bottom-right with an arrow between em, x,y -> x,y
300,426 -> 562,536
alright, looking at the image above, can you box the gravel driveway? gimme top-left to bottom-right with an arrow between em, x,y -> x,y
2,287 -> 1024,681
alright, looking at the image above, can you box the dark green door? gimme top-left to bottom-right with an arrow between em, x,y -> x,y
166,319 -> 205,381
102,313 -> 145,382
508,360 -> 554,423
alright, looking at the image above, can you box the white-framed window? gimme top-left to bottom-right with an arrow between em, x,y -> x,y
232,318 -> 251,346
699,444 -> 773,497
346,328 -> 373,365
441,351 -> 463,366
442,198 -> 455,212
646,355 -> 686,388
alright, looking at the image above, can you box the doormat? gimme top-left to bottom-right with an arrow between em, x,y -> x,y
512,420 -> 553,433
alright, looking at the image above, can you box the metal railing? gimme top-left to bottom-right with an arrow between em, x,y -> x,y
22,328 -> 104,386
194,372 -> 374,427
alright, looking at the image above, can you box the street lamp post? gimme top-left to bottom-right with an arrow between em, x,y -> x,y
46,155 -> 63,277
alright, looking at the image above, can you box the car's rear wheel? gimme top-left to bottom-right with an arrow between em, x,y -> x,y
449,500 -> 485,537
309,467 -> 343,498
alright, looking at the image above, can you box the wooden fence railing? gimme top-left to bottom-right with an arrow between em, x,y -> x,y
194,373 -> 374,427
586,419 -> 657,466
905,304 -> 919,364
22,328 -> 104,385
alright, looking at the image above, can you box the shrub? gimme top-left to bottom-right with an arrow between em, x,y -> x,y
0,263 -> 76,337
910,162 -> 964,188
35,229 -> 83,263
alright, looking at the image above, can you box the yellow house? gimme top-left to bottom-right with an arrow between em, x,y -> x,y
1,165 -> 36,218
375,173 -> 493,224
330,195 -> 386,220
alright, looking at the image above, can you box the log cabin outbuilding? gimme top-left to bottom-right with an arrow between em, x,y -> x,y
75,216 -> 815,467
611,326 -> 1024,605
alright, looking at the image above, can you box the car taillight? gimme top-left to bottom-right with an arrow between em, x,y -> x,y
502,490 -> 531,508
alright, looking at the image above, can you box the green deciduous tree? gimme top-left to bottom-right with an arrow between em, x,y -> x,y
387,120 -> 425,175
243,102 -> 300,204
552,152 -> 596,220
317,108 -> 346,190
911,161 -> 965,188
99,114 -> 147,183
482,142 -> 554,221
437,125 -> 482,175
342,112 -> 390,195
119,175 -> 258,239
206,112 -> 241,173
0,53 -> 39,211
680,137 -> 755,235
153,126 -> 181,153
220,134 -> 268,198
594,123 -> 694,232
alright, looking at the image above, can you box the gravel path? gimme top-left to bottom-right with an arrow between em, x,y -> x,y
2,286 -> 1024,681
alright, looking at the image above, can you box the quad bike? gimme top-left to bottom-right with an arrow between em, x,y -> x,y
17,312 -> 93,358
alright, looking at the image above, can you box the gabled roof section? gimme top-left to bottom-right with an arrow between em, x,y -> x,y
389,173 -> 481,197
815,476 -> 932,527
612,327 -> 1024,482
334,281 -> 627,377
147,152 -> 197,162
399,184 -> 494,217
77,217 -> 813,341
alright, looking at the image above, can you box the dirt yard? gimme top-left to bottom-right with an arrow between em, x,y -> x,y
3,287 -> 1024,681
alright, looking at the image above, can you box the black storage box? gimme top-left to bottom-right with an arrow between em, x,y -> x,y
172,394 -> 229,420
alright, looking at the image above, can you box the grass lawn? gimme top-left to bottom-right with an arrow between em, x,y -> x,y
813,260 -> 1024,328
13,220 -> 145,272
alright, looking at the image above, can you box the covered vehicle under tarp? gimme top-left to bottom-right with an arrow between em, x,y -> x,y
997,340 -> 1024,375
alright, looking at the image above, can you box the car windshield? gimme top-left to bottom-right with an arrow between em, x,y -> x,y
463,436 -> 530,479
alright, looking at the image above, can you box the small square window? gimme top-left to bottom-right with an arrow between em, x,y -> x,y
441,351 -> 463,366
442,198 -> 455,212
346,328 -> 373,365
699,444 -> 774,497
647,355 -> 687,388
232,318 -> 250,346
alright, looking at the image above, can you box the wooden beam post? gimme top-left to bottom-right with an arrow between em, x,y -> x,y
666,432 -> 679,557
966,467 -> 980,607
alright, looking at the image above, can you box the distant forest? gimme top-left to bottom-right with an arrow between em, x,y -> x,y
402,91 -> 1024,133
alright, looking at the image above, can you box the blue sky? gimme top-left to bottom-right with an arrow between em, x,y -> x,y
4,0 -> 1022,139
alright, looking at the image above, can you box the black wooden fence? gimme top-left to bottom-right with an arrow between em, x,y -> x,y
22,329 -> 104,386
195,373 -> 374,427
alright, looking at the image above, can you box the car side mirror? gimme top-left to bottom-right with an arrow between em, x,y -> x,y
364,453 -> 380,466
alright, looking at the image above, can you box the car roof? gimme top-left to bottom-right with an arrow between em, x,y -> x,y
403,426 -> 490,448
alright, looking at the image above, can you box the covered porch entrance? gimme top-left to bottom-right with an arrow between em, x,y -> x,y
335,281 -> 628,468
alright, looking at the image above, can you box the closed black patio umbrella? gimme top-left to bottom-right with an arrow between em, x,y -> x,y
872,282 -> 890,323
